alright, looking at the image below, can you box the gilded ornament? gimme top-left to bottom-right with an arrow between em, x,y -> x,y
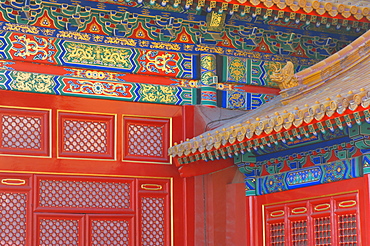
63,42 -> 132,69
270,61 -> 299,90
229,58 -> 246,82
11,71 -> 54,93
206,12 -> 226,32
140,84 -> 177,103
200,55 -> 216,71
229,92 -> 245,108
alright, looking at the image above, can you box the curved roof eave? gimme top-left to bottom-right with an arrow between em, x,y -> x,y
170,29 -> 370,164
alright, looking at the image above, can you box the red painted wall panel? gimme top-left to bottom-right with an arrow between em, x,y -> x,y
0,89 -> 194,246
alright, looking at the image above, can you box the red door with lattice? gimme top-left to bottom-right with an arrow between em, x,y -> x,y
0,90 -> 191,246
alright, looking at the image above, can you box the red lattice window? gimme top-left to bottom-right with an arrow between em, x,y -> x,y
88,215 -> 133,246
338,214 -> 357,245
291,220 -> 308,246
314,216 -> 331,245
0,191 -> 28,246
35,214 -> 84,246
35,175 -> 133,212
265,193 -> 360,245
58,112 -> 115,159
123,117 -> 170,163
269,222 -> 285,246
140,196 -> 166,246
0,107 -> 49,156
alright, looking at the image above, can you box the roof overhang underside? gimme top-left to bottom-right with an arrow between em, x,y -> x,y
170,29 -> 370,176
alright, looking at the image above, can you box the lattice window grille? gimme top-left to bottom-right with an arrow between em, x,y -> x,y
141,197 -> 165,246
1,115 -> 42,150
63,119 -> 108,154
38,218 -> 80,246
338,214 -> 357,245
269,222 -> 285,246
91,219 -> 130,246
0,192 -> 27,246
38,179 -> 131,209
291,220 -> 308,246
128,124 -> 163,157
314,216 -> 331,246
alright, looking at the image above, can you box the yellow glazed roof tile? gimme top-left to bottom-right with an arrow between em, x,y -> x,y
169,29 -> 370,158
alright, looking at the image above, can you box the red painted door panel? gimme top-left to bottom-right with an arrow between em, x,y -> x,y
0,174 -> 32,246
87,214 -> 135,246
34,213 -> 85,246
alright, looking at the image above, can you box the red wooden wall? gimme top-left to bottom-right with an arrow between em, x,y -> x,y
0,90 -> 195,246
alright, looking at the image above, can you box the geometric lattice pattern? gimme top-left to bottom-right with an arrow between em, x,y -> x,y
269,222 -> 285,246
91,219 -> 130,246
38,218 -> 80,246
291,220 -> 308,246
1,115 -> 42,150
128,124 -> 163,157
0,192 -> 27,246
63,119 -> 108,154
314,216 -> 332,246
38,179 -> 131,210
338,214 -> 357,245
141,197 -> 165,246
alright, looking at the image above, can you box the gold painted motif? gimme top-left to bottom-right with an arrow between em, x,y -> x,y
57,31 -> 91,41
270,61 -> 298,90
207,12 -> 226,32
229,58 -> 246,82
104,37 -> 137,46
229,92 -> 245,108
3,23 -> 39,34
11,71 -> 54,93
201,71 -> 216,85
195,45 -> 224,54
140,84 -> 177,103
144,51 -> 177,74
41,29 -> 56,36
200,54 -> 216,70
150,42 -> 181,51
63,42 -> 132,69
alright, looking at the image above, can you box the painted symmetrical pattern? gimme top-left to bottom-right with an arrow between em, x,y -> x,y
38,218 -> 80,246
220,90 -> 275,110
91,219 -> 130,246
38,179 -> 131,209
141,197 -> 165,246
0,192 -> 27,246
0,12 -> 357,62
338,214 -> 357,245
0,32 -> 198,79
200,54 -> 217,86
255,158 -> 362,196
128,124 -> 163,157
0,70 -> 196,106
63,119 -> 108,154
1,114 -> 42,150
314,217 -> 331,245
